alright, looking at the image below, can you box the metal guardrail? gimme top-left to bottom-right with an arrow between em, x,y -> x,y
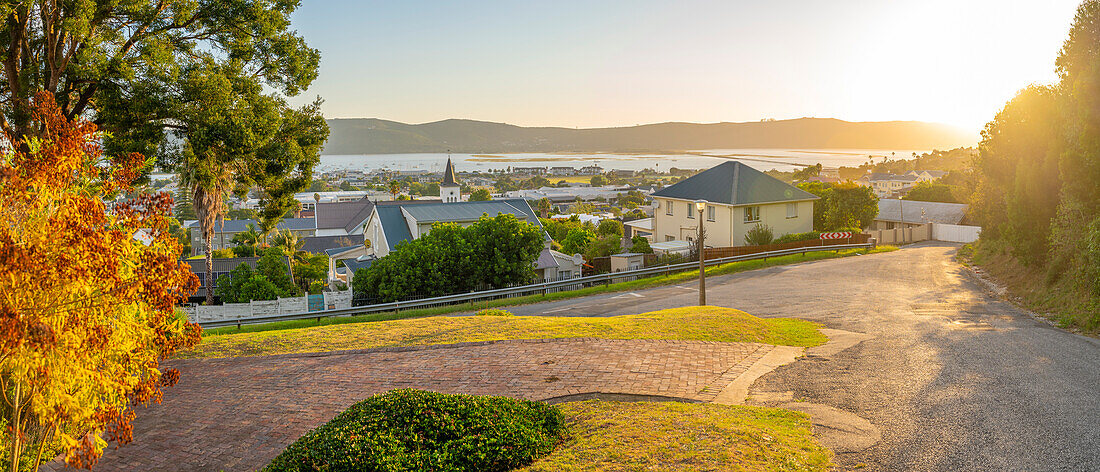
199,242 -> 873,329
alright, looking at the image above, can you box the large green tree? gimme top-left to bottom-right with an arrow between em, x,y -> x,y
0,1 -> 328,304
823,183 -> 878,230
354,215 -> 544,302
0,0 -> 319,150
969,0 -> 1100,331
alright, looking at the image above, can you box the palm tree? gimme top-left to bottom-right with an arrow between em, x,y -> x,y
389,180 -> 401,200
230,223 -> 261,256
179,157 -> 236,305
271,228 -> 306,286
537,198 -> 552,218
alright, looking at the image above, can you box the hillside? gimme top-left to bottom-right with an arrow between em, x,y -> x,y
321,117 -> 976,155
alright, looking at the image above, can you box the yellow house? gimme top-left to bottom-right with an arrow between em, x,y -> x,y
651,162 -> 818,247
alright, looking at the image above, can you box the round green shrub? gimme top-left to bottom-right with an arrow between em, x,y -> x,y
263,389 -> 567,472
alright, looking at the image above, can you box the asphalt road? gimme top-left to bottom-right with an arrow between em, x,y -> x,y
507,242 -> 1100,471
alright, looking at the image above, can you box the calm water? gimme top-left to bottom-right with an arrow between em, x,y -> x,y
318,149 -> 930,174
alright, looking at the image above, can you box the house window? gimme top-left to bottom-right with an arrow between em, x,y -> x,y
666,235 -> 676,242
686,202 -> 695,219
744,206 -> 760,223
665,201 -> 673,216
706,205 -> 715,221
786,203 -> 798,218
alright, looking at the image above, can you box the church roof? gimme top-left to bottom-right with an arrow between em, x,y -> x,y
442,158 -> 459,186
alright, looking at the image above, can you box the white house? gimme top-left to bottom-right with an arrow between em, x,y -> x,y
650,161 -> 818,247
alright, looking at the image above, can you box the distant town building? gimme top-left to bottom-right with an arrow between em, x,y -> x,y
578,165 -> 604,175
513,166 -> 548,176
550,166 -> 576,176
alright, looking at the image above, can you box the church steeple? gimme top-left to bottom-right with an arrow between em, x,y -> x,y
441,157 -> 460,203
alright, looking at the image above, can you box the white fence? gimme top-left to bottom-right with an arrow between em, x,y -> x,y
932,224 -> 981,243
185,291 -> 353,324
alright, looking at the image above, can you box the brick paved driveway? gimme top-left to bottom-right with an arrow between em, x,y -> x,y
87,338 -> 772,472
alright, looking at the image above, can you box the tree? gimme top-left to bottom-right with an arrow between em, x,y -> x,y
389,180 -> 401,200
174,188 -> 197,220
340,180 -> 356,191
215,263 -> 255,303
561,228 -> 596,255
596,220 -> 624,238
744,223 -> 775,246
353,215 -> 543,302
231,223 -> 262,257
465,214 -> 547,289
823,183 -> 878,230
590,174 -> 608,186
792,163 -> 823,182
256,247 -> 299,296
0,95 -> 200,470
537,198 -> 552,218
469,188 -> 492,201
0,0 -> 319,155
271,229 -> 306,286
796,182 -> 831,231
903,181 -> 960,203
585,235 -> 622,259
630,235 -> 654,254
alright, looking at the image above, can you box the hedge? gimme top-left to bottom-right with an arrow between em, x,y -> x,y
774,227 -> 862,244
263,389 -> 568,472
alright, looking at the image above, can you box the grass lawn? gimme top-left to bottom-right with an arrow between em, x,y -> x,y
181,306 -> 827,359
522,400 -> 833,472
202,245 -> 897,337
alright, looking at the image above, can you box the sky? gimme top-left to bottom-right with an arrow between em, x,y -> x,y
287,0 -> 1083,134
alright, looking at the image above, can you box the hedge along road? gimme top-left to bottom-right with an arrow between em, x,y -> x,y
505,241 -> 1100,471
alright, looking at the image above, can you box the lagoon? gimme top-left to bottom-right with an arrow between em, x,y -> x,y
318,148 -> 929,174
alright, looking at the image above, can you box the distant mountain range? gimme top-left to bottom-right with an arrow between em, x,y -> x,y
321,117 -> 976,155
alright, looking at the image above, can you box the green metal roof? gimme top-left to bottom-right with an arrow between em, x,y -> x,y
652,161 -> 818,205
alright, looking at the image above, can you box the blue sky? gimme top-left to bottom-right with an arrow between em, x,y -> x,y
287,0 -> 1082,133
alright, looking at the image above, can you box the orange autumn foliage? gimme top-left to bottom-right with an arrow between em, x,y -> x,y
0,93 -> 200,470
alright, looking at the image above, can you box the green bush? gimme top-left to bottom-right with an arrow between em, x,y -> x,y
744,223 -> 775,246
774,227 -> 862,244
774,231 -> 821,244
264,389 -> 567,472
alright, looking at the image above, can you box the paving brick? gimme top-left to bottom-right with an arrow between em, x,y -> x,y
83,338 -> 769,471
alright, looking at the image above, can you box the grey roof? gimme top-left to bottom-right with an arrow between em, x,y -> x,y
343,256 -> 375,274
301,234 -> 364,255
214,218 -> 315,233
868,173 -> 918,182
316,199 -> 375,232
442,158 -> 459,186
651,161 -> 818,205
534,248 -> 559,270
401,199 -> 540,224
877,199 -> 968,224
376,199 -> 545,252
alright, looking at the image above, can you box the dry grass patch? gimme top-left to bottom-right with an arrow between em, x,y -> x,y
522,400 -> 833,472
181,306 -> 826,359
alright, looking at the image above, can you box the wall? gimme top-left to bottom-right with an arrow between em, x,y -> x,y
932,224 -> 981,243
183,290 -> 354,324
865,223 -> 932,245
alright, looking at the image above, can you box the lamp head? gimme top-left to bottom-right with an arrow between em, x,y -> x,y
694,199 -> 706,212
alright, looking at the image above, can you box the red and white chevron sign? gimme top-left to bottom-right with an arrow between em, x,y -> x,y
820,231 -> 852,240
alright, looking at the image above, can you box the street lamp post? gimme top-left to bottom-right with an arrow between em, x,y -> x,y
695,199 -> 707,306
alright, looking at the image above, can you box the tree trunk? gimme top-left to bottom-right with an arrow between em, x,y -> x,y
205,235 -> 214,305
